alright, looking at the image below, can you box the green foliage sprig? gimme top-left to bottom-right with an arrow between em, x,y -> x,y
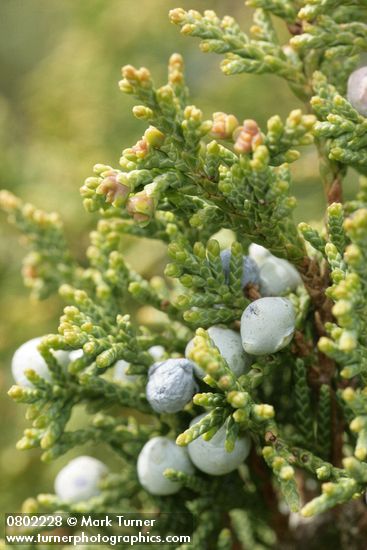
3,1 -> 367,548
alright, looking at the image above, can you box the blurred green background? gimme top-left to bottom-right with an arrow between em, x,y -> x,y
0,0 -> 359,520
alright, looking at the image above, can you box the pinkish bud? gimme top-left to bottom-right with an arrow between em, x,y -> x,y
169,53 -> 184,85
97,171 -> 130,205
233,130 -> 252,154
120,65 -> 151,88
243,119 -> 261,135
126,191 -> 155,225
132,138 -> 149,159
184,105 -> 202,121
138,67 -> 152,84
233,119 -> 263,154
211,112 -> 239,140
122,65 -> 138,80
22,264 -> 38,280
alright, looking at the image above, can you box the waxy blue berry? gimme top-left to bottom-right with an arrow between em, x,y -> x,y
186,325 -> 252,378
187,414 -> 251,475
146,358 -> 197,413
137,436 -> 194,495
347,66 -> 367,117
12,337 -> 71,388
220,249 -> 260,288
258,255 -> 302,296
241,298 -> 296,355
54,456 -> 108,503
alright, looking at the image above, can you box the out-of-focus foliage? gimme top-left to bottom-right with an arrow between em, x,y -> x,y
0,0 -> 359,522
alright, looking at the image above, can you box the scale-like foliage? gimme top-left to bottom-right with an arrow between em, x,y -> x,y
3,1 -> 367,548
